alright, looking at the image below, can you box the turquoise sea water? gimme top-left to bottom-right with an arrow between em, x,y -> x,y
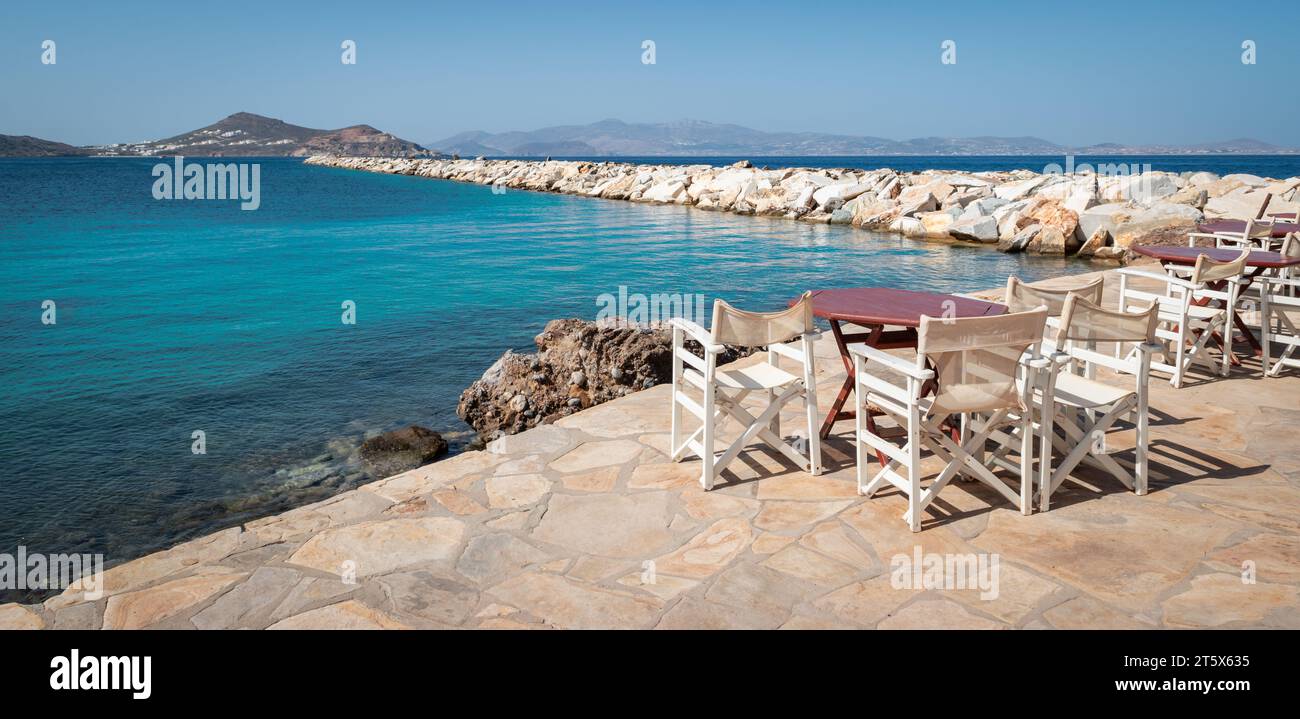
0,155 -> 1102,589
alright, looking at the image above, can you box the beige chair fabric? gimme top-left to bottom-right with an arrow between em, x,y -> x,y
710,291 -> 814,347
1246,218 -> 1277,240
1004,276 -> 1104,315
1056,295 -> 1158,345
1281,233 -> 1299,259
1190,247 -> 1251,284
918,308 -> 1048,415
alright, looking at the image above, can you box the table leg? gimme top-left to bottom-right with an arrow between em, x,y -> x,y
819,320 -> 870,439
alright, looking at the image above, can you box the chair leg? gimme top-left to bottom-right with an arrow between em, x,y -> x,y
700,382 -> 716,490
805,386 -> 821,476
1038,398 -> 1055,512
802,337 -> 822,476
767,388 -> 780,439
1019,411 -> 1033,515
1172,323 -> 1186,389
1262,294 -> 1273,376
906,394 -> 923,533
1135,381 -> 1150,497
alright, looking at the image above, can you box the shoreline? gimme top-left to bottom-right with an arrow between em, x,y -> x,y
305,155 -> 1299,260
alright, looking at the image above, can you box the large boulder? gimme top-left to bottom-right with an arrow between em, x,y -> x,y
948,215 -> 1000,243
1021,199 -> 1080,244
1078,202 -> 1134,240
456,319 -> 753,443
918,208 -> 961,237
960,196 -> 1010,220
1110,202 -> 1204,248
359,426 -> 449,478
813,181 -> 873,209
850,197 -> 901,228
1077,228 -> 1111,258
1027,226 -> 1068,255
998,224 -> 1041,253
994,176 -> 1047,201
1101,172 -> 1180,205
1203,189 -> 1271,219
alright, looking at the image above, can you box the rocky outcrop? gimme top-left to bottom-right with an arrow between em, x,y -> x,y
457,319 -> 753,443
359,426 -> 449,478
306,155 -> 1299,264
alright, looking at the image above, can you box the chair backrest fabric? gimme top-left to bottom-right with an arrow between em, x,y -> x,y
1282,232 -> 1300,260
1190,247 -> 1251,284
918,308 -> 1047,415
1246,218 -> 1276,240
1004,275 -> 1104,316
710,291 -> 815,347
1056,294 -> 1158,345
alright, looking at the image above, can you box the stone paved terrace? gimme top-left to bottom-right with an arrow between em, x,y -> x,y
3,268 -> 1299,630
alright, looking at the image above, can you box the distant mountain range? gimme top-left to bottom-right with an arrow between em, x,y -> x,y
0,113 -> 431,157
428,119 -> 1300,157
5,114 -> 1296,159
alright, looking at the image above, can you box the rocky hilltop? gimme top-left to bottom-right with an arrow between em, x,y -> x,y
68,112 -> 433,158
306,155 -> 1300,260
0,134 -> 93,157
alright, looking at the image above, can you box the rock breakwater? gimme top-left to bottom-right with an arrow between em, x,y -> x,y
306,155 -> 1300,260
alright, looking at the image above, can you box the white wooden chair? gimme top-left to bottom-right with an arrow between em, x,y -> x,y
1036,295 -> 1160,510
1004,275 -> 1105,349
669,293 -> 821,490
981,276 -> 1108,494
1261,273 -> 1300,377
1116,248 -> 1250,387
1259,236 -> 1300,376
851,308 -> 1048,531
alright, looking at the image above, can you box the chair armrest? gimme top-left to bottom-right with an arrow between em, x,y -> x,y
1136,342 -> 1163,355
849,343 -> 934,380
668,318 -> 724,354
1259,275 -> 1300,289
1116,267 -> 1202,290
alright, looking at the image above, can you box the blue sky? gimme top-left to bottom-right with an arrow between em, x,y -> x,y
3,0 -> 1298,147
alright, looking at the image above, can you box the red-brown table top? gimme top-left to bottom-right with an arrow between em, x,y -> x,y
797,287 -> 1006,327
1197,220 -> 1299,238
1132,245 -> 1300,268
1269,212 -> 1297,220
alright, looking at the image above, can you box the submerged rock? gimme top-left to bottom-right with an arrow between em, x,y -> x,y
359,425 -> 449,478
457,319 -> 754,443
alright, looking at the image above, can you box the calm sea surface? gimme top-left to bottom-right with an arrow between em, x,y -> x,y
0,154 -> 1285,588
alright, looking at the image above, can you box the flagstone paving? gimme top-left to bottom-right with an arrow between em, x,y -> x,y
5,268 -> 1300,630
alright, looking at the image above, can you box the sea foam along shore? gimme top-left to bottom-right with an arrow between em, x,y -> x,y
305,155 -> 1300,261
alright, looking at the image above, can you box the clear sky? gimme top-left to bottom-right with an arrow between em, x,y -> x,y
3,0 -> 1298,147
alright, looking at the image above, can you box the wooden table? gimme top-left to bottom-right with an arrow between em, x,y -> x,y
794,288 -> 1007,445
1131,245 -> 1300,357
1197,220 -> 1300,238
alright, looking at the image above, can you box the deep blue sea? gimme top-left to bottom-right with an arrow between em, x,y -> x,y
0,153 -> 1286,586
